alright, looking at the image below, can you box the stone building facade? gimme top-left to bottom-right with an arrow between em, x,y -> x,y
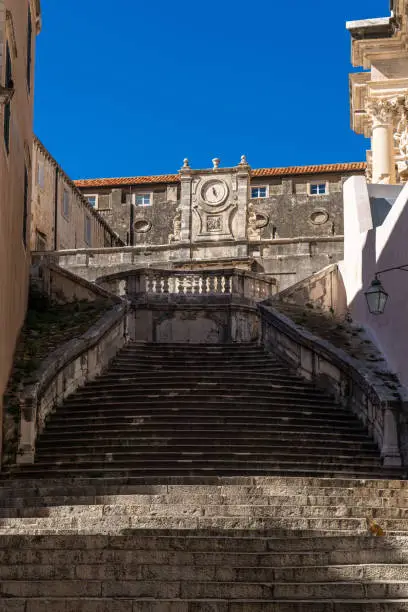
0,0 -> 41,455
32,138 -> 123,251
75,158 -> 365,289
348,0 -> 408,184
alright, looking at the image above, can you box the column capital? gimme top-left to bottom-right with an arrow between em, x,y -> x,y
366,97 -> 400,126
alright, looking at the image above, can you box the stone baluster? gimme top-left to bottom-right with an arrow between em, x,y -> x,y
162,274 -> 170,294
208,274 -> 216,294
223,274 -> 231,294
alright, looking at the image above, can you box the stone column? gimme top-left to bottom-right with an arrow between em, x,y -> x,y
367,99 -> 397,184
179,159 -> 192,242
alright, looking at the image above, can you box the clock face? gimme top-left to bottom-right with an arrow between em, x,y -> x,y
202,180 -> 228,206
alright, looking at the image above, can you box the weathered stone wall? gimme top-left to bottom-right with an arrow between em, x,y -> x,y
31,263 -> 119,304
250,175 -> 344,239
31,139 -> 123,252
0,1 -> 40,462
275,263 -> 348,314
80,173 -> 347,248
130,304 -> 260,344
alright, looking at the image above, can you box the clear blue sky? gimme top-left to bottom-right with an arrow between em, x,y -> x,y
34,0 -> 389,179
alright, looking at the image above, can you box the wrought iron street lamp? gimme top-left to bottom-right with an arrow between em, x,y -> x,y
365,264 -> 408,315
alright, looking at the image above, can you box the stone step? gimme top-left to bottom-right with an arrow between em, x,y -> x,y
2,547 -> 408,566
5,475 -> 405,490
1,561 -> 408,582
33,451 -> 381,465
4,600 -> 408,612
3,502 -> 408,520
36,440 -> 378,452
1,491 -> 406,510
34,432 -> 382,445
80,382 -> 324,393
41,420 -> 366,433
4,578 -> 408,599
4,599 -> 408,612
3,482 -> 406,504
55,402 -> 342,415
112,356 -> 281,364
67,388 -> 331,400
95,373 -> 304,384
45,415 -> 362,430
11,466 -> 401,480
49,409 -> 355,423
29,454 -> 383,469
0,531 -> 403,549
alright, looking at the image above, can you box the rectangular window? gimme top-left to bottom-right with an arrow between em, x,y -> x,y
85,216 -> 92,245
86,195 -> 98,209
251,186 -> 268,199
310,183 -> 327,195
23,165 -> 28,247
135,193 -> 152,206
26,5 -> 33,91
62,188 -> 70,218
37,161 -> 45,188
4,43 -> 12,154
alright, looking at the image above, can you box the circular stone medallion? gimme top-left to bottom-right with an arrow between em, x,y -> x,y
310,210 -> 329,225
134,219 -> 152,233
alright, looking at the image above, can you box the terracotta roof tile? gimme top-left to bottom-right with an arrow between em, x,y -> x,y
74,162 -> 366,189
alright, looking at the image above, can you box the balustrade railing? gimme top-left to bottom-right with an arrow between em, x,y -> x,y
125,268 -> 275,301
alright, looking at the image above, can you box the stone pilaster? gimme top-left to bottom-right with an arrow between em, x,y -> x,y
235,156 -> 251,241
179,159 -> 192,242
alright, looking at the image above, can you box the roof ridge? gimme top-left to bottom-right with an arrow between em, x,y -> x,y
74,161 -> 367,188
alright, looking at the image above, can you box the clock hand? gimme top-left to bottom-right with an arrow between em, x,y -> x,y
212,187 -> 217,197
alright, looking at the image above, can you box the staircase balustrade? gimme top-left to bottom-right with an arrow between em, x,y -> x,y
124,268 -> 275,302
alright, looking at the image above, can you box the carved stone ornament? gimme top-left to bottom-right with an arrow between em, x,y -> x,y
134,219 -> 152,233
247,203 -> 260,240
255,213 -> 269,229
310,209 -> 329,225
168,205 -> 182,243
207,216 -> 222,232
366,98 -> 400,126
395,105 -> 408,160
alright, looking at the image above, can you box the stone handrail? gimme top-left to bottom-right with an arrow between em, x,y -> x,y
259,303 -> 405,467
99,268 -> 276,303
17,301 -> 130,465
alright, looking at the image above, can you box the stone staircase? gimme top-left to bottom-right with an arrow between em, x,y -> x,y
11,342 -> 403,479
1,342 -> 408,610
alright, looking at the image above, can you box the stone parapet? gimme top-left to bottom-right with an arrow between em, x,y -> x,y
259,304 -> 406,467
17,300 -> 130,465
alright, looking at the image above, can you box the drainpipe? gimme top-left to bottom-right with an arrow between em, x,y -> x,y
53,166 -> 59,251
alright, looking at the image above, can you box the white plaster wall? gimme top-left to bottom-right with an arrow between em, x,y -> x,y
341,176 -> 408,388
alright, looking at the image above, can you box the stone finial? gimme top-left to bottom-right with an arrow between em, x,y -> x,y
239,154 -> 248,166
182,158 -> 190,169
212,158 -> 220,170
